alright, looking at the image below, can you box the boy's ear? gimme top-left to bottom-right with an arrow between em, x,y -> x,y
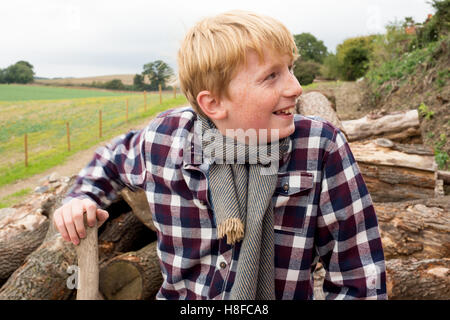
196,90 -> 227,120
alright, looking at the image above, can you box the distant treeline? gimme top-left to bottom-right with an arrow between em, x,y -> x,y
1,59 -> 175,92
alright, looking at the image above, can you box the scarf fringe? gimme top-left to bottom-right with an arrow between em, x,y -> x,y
218,218 -> 245,245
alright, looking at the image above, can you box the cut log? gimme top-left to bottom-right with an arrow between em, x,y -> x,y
350,140 -> 437,202
342,109 -> 421,142
120,188 -> 156,232
375,196 -> 450,260
437,170 -> 450,184
350,140 -> 436,172
99,241 -> 162,300
98,210 -> 156,264
0,179 -> 78,300
386,258 -> 450,300
296,91 -> 345,133
0,234 -> 77,300
375,138 -> 434,155
0,208 -> 49,284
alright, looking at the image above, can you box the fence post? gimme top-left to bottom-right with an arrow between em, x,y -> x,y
159,84 -> 162,104
66,122 -> 71,152
126,99 -> 129,122
144,90 -> 147,112
99,110 -> 102,138
24,133 -> 28,167
173,86 -> 176,99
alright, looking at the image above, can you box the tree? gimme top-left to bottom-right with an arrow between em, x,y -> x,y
293,33 -> 328,64
0,69 -> 5,84
142,60 -> 174,90
3,61 -> 35,84
341,46 -> 370,80
336,36 -> 376,81
133,74 -> 145,91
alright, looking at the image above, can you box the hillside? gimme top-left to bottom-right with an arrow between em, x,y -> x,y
361,35 -> 450,170
34,74 -> 149,86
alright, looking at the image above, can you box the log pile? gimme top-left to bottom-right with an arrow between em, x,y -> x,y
0,92 -> 448,300
0,176 -> 159,300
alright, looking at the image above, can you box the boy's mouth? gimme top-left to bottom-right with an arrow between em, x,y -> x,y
273,106 -> 295,116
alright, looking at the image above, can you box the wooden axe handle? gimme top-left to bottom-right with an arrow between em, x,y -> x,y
75,215 -> 99,300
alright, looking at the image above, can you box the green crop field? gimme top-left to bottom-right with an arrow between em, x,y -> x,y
0,84 -> 135,101
0,85 -> 187,191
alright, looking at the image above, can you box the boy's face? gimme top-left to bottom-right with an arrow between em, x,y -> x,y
218,47 -> 302,143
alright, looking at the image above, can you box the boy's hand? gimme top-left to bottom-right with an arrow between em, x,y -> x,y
53,198 -> 109,246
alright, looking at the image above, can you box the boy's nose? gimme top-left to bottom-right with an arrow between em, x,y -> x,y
284,73 -> 303,99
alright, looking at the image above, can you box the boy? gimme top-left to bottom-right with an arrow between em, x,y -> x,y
54,11 -> 387,300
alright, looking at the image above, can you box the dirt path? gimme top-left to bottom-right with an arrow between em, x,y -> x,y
0,118 -> 154,201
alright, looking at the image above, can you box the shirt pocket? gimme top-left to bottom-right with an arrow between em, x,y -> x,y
273,171 -> 314,233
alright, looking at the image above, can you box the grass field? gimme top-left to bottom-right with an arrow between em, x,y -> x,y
0,84 -> 135,101
0,85 -> 187,189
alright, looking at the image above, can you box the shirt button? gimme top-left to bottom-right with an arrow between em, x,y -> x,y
219,261 -> 227,269
283,183 -> 289,192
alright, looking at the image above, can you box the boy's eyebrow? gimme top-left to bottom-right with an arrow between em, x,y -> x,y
256,60 -> 290,78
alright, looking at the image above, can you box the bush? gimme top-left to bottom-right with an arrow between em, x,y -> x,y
320,54 -> 340,80
336,35 -> 377,81
341,46 -> 370,80
293,60 -> 321,85
104,79 -> 125,90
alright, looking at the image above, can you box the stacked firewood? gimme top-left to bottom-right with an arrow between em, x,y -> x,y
0,92 -> 448,300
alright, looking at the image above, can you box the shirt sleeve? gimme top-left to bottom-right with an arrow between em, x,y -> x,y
315,128 -> 387,300
63,127 -> 149,208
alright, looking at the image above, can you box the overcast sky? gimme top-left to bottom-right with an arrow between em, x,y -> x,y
0,0 -> 435,78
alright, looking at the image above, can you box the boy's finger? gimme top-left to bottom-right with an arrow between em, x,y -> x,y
96,209 -> 109,227
97,209 -> 109,221
83,199 -> 98,227
62,205 -> 79,245
72,200 -> 86,239
53,208 -> 70,242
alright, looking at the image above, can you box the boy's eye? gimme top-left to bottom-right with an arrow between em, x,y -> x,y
265,72 -> 277,81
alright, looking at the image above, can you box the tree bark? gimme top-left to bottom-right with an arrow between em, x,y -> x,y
0,234 -> 77,300
386,258 -> 450,300
349,140 -> 437,202
0,208 -> 49,284
98,210 -> 156,264
375,197 -> 450,260
99,241 -> 162,300
342,109 -> 421,142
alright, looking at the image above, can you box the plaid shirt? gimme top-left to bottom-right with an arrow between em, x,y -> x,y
65,106 -> 387,300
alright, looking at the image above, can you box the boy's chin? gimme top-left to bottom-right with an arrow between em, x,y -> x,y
277,124 -> 295,140
264,125 -> 295,143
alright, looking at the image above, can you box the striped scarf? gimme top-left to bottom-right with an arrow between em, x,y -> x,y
198,115 -> 290,300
